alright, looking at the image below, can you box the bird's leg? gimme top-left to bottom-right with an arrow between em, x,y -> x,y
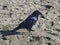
27,28 -> 34,35
27,28 -> 34,32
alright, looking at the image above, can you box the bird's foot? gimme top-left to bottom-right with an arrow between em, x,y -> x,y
30,29 -> 34,32
27,29 -> 34,36
27,29 -> 34,32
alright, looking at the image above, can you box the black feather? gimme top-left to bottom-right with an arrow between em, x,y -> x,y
11,10 -> 41,32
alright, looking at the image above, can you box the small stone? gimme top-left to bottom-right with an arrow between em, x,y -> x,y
3,5 -> 8,10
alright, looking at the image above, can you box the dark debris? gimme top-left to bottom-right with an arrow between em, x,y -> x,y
47,32 -> 58,36
3,5 -> 8,10
9,12 -> 13,17
56,29 -> 60,32
45,37 -> 51,40
47,43 -> 51,45
42,5 -> 53,9
51,21 -> 54,26
31,36 -> 40,41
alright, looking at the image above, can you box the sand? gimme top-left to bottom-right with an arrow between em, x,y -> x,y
0,0 -> 60,45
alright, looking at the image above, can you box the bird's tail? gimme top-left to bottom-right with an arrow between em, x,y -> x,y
11,25 -> 22,32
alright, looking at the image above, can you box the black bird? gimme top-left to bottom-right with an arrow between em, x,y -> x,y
11,10 -> 43,32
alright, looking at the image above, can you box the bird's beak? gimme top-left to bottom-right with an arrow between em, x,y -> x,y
39,12 -> 46,19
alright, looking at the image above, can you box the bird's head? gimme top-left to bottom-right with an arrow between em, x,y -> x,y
33,10 -> 42,16
33,10 -> 45,19
31,10 -> 42,18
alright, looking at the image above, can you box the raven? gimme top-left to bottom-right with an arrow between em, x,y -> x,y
11,10 -> 42,32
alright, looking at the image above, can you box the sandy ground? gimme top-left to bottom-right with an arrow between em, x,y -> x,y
0,0 -> 60,45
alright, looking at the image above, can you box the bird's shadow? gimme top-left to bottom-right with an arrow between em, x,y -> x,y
0,30 -> 20,36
